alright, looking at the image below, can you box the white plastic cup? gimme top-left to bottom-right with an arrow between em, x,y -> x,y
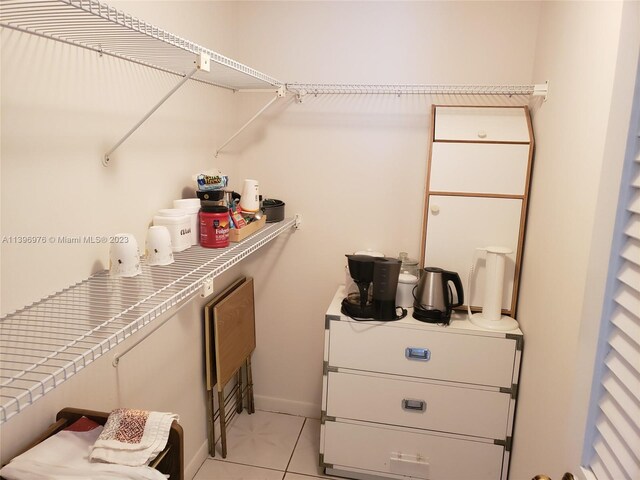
239,179 -> 260,213
153,208 -> 191,252
109,233 -> 142,277
145,226 -> 174,266
173,198 -> 200,246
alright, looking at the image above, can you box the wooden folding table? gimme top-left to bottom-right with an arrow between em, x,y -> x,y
204,276 -> 256,458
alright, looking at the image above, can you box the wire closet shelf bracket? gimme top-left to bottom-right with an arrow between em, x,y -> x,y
0,218 -> 297,425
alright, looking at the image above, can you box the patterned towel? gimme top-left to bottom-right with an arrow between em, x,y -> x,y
89,408 -> 178,467
0,417 -> 166,480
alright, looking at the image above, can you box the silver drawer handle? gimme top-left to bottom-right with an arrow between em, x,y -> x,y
405,347 -> 431,361
402,399 -> 426,412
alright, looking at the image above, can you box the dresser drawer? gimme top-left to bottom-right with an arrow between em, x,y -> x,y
327,371 -> 510,439
324,420 -> 504,480
430,142 -> 530,195
329,320 -> 517,388
434,106 -> 530,142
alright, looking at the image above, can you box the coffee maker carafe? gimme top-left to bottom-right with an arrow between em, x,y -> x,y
343,255 -> 375,317
342,254 -> 405,321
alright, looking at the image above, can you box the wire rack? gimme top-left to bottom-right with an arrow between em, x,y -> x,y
0,0 -> 282,91
0,218 -> 296,424
285,83 -> 540,96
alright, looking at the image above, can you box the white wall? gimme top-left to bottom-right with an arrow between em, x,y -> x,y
233,1 -> 540,84
512,1 -> 639,479
229,0 -> 541,418
7,1 -> 635,478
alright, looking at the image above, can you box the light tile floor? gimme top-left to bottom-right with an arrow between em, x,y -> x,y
193,410 -> 339,480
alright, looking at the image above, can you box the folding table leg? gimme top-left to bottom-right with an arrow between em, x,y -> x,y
246,357 -> 255,414
236,369 -> 243,414
206,389 -> 216,457
218,390 -> 227,458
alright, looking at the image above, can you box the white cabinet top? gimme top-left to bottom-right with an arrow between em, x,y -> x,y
326,286 -> 522,337
434,106 -> 531,143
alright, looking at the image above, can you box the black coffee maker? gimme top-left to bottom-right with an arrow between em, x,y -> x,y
342,254 -> 405,321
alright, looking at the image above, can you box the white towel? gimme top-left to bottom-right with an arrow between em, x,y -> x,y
89,409 -> 178,467
0,421 -> 166,480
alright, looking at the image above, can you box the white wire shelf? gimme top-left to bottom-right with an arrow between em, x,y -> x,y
286,83 -> 545,97
0,218 -> 297,424
0,0 -> 282,91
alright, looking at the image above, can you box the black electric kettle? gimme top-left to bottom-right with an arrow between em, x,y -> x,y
413,267 -> 464,324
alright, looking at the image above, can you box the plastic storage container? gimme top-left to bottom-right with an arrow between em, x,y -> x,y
173,198 -> 200,246
153,208 -> 191,252
396,272 -> 419,308
398,252 -> 419,277
395,252 -> 419,308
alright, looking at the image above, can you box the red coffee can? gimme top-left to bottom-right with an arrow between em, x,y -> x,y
199,206 -> 230,248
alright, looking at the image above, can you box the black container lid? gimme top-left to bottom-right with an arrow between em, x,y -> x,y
263,198 -> 285,207
196,189 -> 225,201
200,205 -> 229,213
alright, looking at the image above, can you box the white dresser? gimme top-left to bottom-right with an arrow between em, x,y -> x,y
320,287 -> 523,480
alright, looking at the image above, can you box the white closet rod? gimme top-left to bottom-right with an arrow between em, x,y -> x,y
286,83 -> 548,98
212,82 -> 548,155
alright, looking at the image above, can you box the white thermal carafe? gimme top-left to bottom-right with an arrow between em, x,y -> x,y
469,246 -> 519,331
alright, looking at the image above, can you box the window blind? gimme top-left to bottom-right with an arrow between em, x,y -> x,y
587,117 -> 640,479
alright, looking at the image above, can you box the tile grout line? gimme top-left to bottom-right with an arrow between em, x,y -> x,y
204,456 -> 287,474
197,412 -> 312,480
283,416 -> 308,478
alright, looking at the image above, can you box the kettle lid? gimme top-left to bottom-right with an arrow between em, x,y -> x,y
423,266 -> 444,273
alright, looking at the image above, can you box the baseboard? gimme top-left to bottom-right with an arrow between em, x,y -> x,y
254,394 -> 321,419
186,438 -> 209,480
